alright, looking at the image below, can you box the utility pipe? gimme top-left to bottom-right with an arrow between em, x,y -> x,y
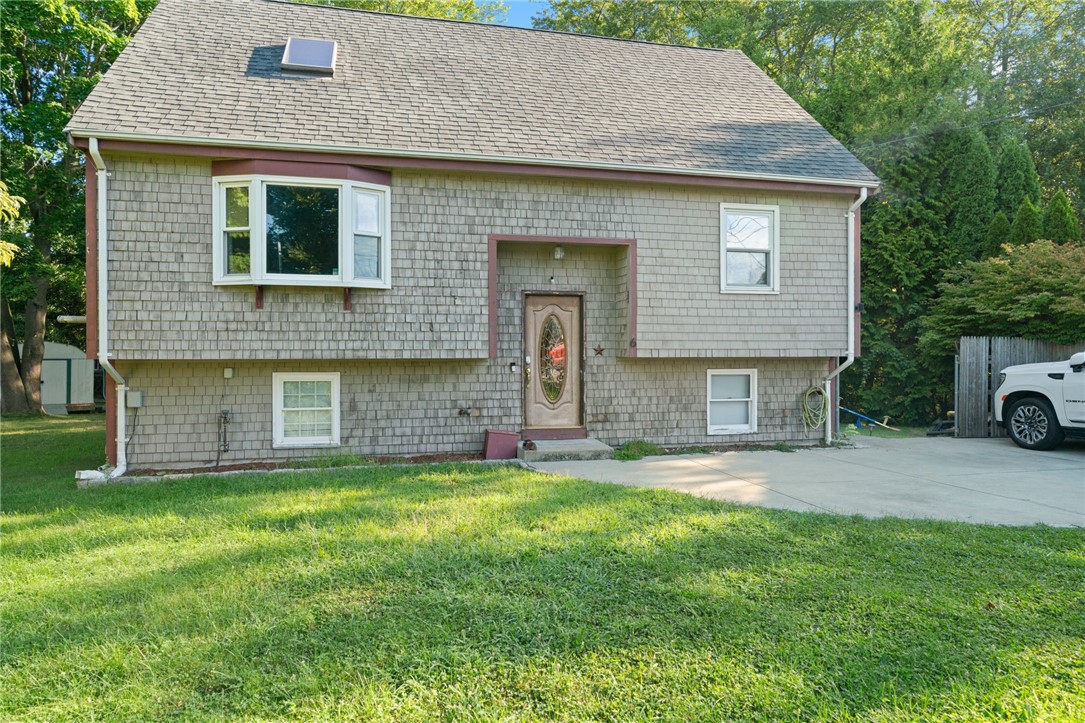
824,186 -> 869,444
87,137 -> 127,478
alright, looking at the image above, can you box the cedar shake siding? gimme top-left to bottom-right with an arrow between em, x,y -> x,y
116,358 -> 829,470
105,154 -> 851,361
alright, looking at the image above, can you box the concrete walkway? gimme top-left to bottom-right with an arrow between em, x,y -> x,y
531,436 -> 1085,527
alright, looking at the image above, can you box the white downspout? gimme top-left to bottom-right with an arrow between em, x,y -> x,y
83,138 -> 127,479
823,187 -> 869,444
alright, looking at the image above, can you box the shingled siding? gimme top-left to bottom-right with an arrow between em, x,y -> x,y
118,357 -> 827,469
105,153 -> 850,360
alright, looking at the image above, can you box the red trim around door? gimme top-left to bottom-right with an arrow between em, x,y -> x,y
488,235 -> 637,359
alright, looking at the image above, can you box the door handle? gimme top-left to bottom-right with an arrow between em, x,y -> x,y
524,365 -> 531,383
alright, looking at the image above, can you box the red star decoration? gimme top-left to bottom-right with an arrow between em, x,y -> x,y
593,345 -> 605,356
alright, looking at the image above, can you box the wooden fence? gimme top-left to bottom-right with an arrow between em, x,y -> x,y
955,336 -> 1084,438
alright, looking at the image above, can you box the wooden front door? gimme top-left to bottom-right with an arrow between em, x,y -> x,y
524,295 -> 582,429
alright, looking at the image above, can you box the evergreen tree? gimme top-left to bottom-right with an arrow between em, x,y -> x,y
986,211 -> 1011,256
1042,189 -> 1083,244
946,129 -> 996,261
995,139 -> 1042,218
1009,198 -> 1043,245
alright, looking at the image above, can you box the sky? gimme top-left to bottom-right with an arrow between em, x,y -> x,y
497,1 -> 550,28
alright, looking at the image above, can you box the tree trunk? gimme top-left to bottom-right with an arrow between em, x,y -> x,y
17,277 -> 49,414
0,298 -> 31,413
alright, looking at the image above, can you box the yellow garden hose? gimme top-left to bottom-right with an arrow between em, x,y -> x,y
802,385 -> 828,432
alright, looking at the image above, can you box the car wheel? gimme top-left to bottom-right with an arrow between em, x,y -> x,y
1006,397 -> 1065,450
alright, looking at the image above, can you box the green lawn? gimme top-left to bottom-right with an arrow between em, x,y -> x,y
2,416 -> 1083,721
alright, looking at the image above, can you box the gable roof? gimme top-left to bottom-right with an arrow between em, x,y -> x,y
67,0 -> 879,187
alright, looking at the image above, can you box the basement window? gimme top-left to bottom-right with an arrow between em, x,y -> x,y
707,369 -> 757,435
273,372 -> 341,448
213,175 -> 391,289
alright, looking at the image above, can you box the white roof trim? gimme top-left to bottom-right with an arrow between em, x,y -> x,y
66,128 -> 879,189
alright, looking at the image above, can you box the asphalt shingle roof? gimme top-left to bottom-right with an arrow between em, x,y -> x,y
68,0 -> 879,185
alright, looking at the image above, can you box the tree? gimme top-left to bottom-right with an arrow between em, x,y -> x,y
1,1 -> 156,413
1008,198 -> 1043,245
985,210 -> 1012,257
299,0 -> 506,22
960,0 -> 1085,219
921,240 -> 1085,354
843,142 -> 958,424
1042,189 -> 1082,244
0,180 -> 22,267
994,138 -> 1042,217
945,129 -> 997,261
533,0 -> 696,43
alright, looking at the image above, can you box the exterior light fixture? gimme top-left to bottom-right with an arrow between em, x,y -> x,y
553,245 -> 565,260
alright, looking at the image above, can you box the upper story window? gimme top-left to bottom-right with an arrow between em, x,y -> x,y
720,204 -> 779,294
213,174 -> 391,289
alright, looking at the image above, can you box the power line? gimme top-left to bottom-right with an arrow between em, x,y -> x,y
849,95 -> 1083,152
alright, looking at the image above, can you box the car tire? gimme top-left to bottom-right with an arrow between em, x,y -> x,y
1006,397 -> 1065,451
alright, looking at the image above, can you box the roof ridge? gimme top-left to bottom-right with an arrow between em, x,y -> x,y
264,0 -> 745,56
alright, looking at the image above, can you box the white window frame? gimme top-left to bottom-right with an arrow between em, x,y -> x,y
272,372 -> 341,448
706,369 -> 758,435
212,174 -> 392,289
720,203 -> 780,294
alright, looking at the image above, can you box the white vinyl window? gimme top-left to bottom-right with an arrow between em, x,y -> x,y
707,369 -> 757,435
720,204 -> 780,293
273,372 -> 341,448
213,175 -> 391,288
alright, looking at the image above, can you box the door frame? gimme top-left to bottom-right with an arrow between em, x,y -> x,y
522,291 -> 586,437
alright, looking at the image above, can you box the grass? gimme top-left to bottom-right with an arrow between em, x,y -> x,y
614,440 -> 796,460
613,439 -> 665,460
2,416 -> 1084,721
840,418 -> 931,439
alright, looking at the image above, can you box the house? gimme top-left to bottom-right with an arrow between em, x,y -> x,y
66,0 -> 878,473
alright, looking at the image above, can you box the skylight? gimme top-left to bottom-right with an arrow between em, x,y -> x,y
281,37 -> 337,74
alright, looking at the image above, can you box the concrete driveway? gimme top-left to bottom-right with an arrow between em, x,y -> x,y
531,437 -> 1085,527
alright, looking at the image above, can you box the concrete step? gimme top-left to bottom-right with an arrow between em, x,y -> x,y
518,437 -> 614,462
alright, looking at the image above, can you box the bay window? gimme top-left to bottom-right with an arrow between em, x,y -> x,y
213,175 -> 391,288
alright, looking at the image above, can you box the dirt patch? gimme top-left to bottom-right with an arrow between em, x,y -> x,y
128,452 -> 485,477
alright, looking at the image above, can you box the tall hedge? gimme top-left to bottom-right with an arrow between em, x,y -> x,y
1042,189 -> 1083,245
995,139 -> 1042,218
1008,198 -> 1043,246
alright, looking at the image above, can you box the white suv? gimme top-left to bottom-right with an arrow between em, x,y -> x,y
993,351 -> 1085,450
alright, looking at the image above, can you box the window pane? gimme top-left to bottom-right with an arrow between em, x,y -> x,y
225,231 -> 250,274
283,408 -> 333,438
282,380 -> 331,409
726,213 -> 771,250
710,400 -> 749,426
354,191 -> 381,236
726,251 -> 768,287
266,185 -> 339,275
711,374 -> 750,400
354,235 -> 380,279
225,186 -> 249,228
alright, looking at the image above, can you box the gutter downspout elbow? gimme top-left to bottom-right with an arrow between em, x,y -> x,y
87,138 -> 127,478
824,186 -> 869,444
